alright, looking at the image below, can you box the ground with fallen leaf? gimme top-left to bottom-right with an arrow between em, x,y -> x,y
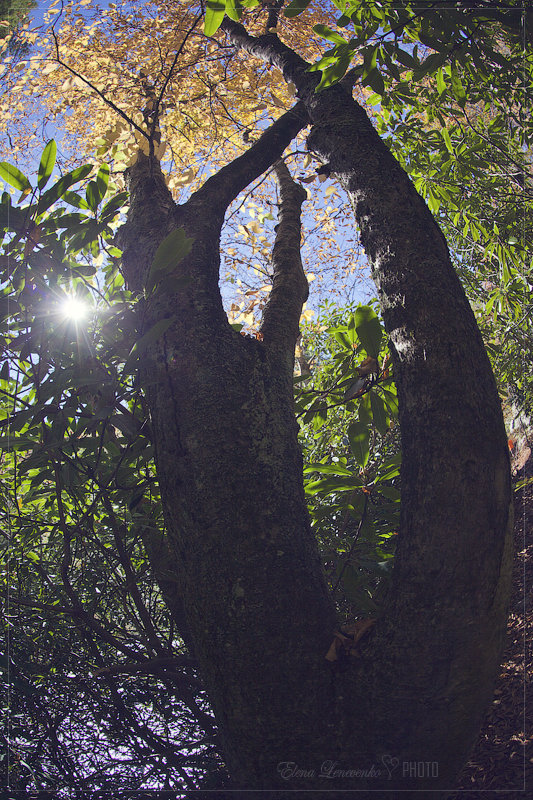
450,461 -> 532,797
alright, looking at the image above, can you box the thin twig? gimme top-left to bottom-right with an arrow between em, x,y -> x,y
50,27 -> 145,138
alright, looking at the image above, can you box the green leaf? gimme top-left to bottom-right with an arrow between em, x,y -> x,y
312,406 -> 328,430
414,50 -> 447,80
146,228 -> 194,293
348,420 -> 370,468
376,453 -> 401,481
313,23 -> 348,45
378,485 -> 400,502
62,191 -> 90,210
362,44 -> 378,76
441,127 -> 453,153
394,48 -> 419,69
0,435 -> 37,451
37,165 -> 93,215
204,0 -> 225,36
303,463 -> 353,477
225,0 -> 242,22
436,67 -> 446,95
123,318 -> 174,373
284,0 -> 312,17
0,162 -> 31,192
370,392 -> 389,434
100,191 -> 128,224
382,388 -> 398,418
86,164 -> 109,211
305,475 -> 361,495
331,326 -> 355,351
358,394 -> 372,427
355,305 -> 382,358
44,211 -> 89,231
427,190 -> 440,214
85,182 -> 100,211
96,163 -> 110,198
315,53 -> 351,91
337,14 -> 351,28
418,31 -> 443,50
450,62 -> 466,108
364,68 -> 385,96
309,47 -> 342,72
37,140 -> 57,190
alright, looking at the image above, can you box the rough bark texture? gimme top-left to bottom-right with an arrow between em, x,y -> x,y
118,109 -> 343,789
117,24 -> 514,797
220,23 -> 514,795
306,81 -> 513,796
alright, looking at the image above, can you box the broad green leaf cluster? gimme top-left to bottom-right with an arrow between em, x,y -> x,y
296,302 -> 400,615
306,1 -> 528,95
204,0 -> 262,36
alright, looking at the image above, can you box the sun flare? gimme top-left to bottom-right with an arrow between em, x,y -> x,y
60,296 -> 89,322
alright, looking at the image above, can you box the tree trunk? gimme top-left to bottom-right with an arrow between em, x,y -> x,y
303,81 -> 513,796
118,115 -> 344,789
118,27 -> 513,795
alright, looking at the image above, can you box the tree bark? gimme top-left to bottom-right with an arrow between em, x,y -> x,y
117,25 -> 513,795
118,108 -> 344,790
220,23 -> 515,794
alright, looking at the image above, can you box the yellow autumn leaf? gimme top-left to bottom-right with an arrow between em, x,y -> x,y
174,168 -> 195,186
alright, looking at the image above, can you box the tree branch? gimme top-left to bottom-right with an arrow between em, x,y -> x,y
265,0 -> 285,32
120,104 -> 307,295
118,151 -> 179,293
50,27 -> 145,139
223,17 -> 514,787
189,101 -> 309,218
102,495 -> 168,658
260,159 -> 308,351
220,17 -> 319,96
92,655 -> 194,677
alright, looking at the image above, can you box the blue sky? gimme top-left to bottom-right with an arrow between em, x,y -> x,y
30,0 -> 52,25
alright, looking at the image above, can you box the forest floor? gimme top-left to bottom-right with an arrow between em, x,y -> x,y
449,461 -> 532,798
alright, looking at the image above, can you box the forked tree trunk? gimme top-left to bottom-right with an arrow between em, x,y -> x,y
118,27 -> 513,796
